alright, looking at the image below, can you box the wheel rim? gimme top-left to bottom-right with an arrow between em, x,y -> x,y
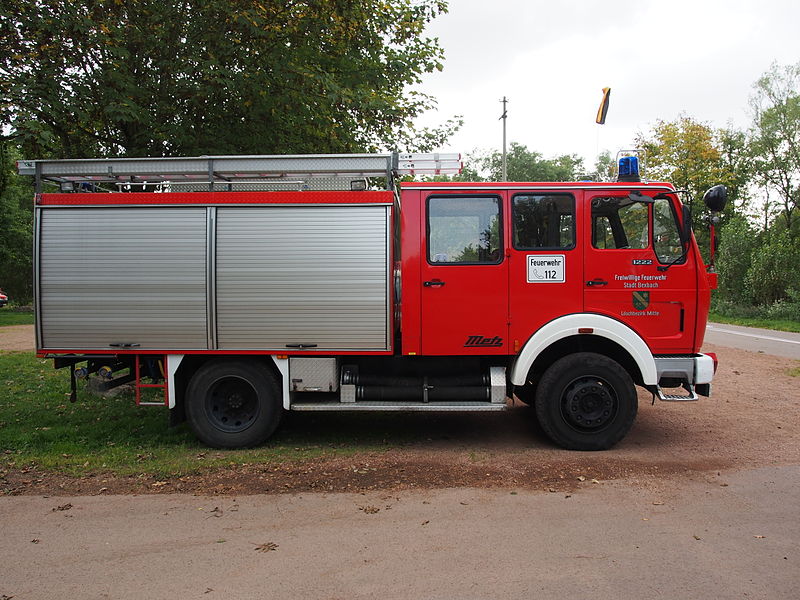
205,376 -> 260,433
559,376 -> 618,433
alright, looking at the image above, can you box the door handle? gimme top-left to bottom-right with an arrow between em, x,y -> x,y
423,280 -> 445,287
586,279 -> 608,286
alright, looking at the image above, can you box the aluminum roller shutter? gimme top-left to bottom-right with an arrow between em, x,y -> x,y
39,208 -> 208,350
216,206 -> 390,350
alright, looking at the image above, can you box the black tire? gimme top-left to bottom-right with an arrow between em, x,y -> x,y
185,360 -> 283,448
535,353 -> 637,451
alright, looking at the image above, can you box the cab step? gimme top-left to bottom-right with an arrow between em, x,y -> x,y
656,383 -> 698,402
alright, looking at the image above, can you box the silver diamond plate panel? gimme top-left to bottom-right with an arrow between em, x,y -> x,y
289,358 -> 339,392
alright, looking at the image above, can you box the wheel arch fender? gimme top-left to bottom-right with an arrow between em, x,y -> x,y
168,354 -> 290,412
510,314 -> 657,386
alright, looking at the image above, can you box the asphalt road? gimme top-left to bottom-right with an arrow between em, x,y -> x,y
705,322 -> 800,359
3,465 -> 798,600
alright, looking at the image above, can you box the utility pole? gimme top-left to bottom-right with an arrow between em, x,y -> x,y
499,97 -> 508,181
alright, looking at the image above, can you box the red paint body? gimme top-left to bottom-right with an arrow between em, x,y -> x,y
399,182 -> 709,357
40,182 -> 710,359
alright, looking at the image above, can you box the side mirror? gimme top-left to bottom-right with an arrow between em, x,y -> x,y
703,185 -> 728,213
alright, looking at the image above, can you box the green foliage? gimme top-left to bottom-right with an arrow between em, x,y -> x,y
0,309 -> 34,326
0,145 -> 33,303
748,61 -> 800,233
459,143 -> 585,182
708,307 -> 800,333
716,215 -> 758,305
635,116 -> 745,232
744,229 -> 800,306
590,150 -> 616,182
1,0 -> 457,158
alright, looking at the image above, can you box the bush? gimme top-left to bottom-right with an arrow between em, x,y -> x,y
744,230 -> 800,306
716,215 -> 758,305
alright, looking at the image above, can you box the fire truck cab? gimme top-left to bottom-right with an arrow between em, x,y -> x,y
19,152 -> 726,451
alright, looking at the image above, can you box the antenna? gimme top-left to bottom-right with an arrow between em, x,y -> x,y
499,97 -> 508,181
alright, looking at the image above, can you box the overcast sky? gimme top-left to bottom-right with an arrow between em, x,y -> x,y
415,0 -> 800,169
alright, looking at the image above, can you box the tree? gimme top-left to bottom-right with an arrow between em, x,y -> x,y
590,150 -> 616,182
0,145 -> 34,303
465,143 -> 585,182
748,61 -> 800,234
715,215 -> 758,305
0,0 -> 458,158
636,116 -> 743,210
635,115 -> 751,261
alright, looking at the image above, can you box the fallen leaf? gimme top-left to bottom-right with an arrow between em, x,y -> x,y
53,503 -> 72,512
653,501 -> 664,506
421,520 -> 430,526
577,476 -> 586,482
754,535 -> 766,539
359,505 -> 380,514
591,479 -> 600,484
693,535 -> 701,540
31,538 -> 40,544
254,542 -> 278,553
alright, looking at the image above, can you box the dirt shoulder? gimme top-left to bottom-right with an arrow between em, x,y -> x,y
0,324 -> 35,351
2,326 -> 798,496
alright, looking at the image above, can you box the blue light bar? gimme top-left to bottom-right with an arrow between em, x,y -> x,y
617,156 -> 640,182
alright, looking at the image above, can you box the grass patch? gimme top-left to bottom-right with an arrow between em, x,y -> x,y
787,366 -> 800,378
708,311 -> 800,334
0,351 -> 420,479
0,309 -> 34,327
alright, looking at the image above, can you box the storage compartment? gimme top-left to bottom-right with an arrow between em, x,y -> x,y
215,206 -> 390,351
289,358 -> 339,392
38,207 -> 208,350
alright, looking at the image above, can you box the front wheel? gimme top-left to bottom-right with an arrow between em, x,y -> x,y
535,353 -> 637,451
185,360 -> 283,448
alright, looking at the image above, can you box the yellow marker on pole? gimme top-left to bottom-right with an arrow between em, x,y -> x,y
596,87 -> 611,124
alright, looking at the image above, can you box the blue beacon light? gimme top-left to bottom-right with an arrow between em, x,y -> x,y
617,156 -> 640,182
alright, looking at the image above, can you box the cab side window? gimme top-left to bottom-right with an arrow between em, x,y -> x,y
653,196 -> 685,263
592,196 -> 649,250
513,194 -> 575,249
427,196 -> 502,264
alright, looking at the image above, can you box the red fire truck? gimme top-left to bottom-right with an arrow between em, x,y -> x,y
18,152 -> 726,450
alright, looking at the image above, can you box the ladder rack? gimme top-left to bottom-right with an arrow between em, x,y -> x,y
17,152 -> 462,193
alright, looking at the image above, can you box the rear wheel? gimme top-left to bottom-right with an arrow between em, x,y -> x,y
186,360 -> 283,448
535,353 -> 637,451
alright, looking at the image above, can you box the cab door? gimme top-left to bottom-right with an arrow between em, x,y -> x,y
508,190 -> 584,350
420,194 -> 509,355
583,190 -> 696,353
